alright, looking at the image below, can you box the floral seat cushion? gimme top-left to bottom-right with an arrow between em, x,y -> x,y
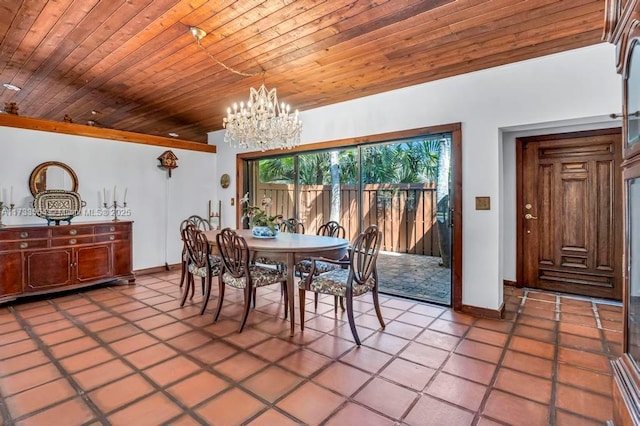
222,265 -> 286,289
253,256 -> 287,273
296,259 -> 341,275
188,255 -> 221,277
298,269 -> 375,297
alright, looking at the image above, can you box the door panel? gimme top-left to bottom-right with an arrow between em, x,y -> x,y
520,130 -> 622,300
25,249 -> 73,290
76,244 -> 112,282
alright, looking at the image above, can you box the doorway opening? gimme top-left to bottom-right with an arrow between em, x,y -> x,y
516,128 -> 623,300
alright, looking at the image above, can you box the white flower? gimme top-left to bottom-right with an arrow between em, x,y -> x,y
240,192 -> 249,204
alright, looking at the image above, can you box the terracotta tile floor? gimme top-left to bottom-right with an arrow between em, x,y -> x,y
0,274 -> 622,425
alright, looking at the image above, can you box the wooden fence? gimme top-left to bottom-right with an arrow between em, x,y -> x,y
256,183 -> 440,256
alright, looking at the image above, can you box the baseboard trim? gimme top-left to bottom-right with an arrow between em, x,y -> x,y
503,280 -> 517,287
460,302 -> 505,319
134,263 -> 181,276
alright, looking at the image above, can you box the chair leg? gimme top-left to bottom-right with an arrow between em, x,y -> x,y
334,295 -> 339,313
252,287 -> 257,308
298,289 -> 306,330
200,273 -> 213,315
346,295 -> 361,346
339,296 -> 345,311
189,274 -> 196,300
213,278 -> 225,323
179,259 -> 187,288
180,272 -> 191,307
201,276 -> 205,297
239,284 -> 252,332
314,292 -> 319,311
282,281 -> 289,320
372,286 -> 385,329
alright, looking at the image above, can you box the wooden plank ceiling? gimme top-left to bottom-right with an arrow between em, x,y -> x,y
0,0 -> 605,143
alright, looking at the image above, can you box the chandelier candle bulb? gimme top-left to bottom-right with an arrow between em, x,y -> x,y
223,84 -> 302,151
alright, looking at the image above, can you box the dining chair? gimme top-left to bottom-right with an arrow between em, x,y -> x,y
181,223 -> 220,315
280,218 -> 305,234
298,225 -> 384,345
296,220 -> 347,311
179,215 -> 213,290
215,228 -> 288,332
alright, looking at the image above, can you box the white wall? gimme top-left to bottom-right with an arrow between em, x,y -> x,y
0,126 -> 217,270
210,43 -> 621,311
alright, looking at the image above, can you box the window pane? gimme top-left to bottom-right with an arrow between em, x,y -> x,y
298,149 -> 358,240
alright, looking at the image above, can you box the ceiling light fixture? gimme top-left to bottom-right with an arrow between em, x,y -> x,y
190,26 -> 301,152
2,83 -> 21,91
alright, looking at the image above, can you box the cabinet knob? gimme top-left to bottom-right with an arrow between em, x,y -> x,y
69,239 -> 77,245
19,242 -> 28,249
69,229 -> 77,236
20,232 -> 28,238
109,226 -> 115,232
109,235 -> 115,241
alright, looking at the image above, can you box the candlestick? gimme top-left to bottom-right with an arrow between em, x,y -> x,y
10,186 -> 13,205
123,187 -> 128,204
103,188 -> 106,204
104,200 -> 127,222
0,201 -> 15,227
113,185 -> 117,203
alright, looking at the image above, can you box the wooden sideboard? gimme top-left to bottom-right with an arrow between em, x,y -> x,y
0,221 -> 135,303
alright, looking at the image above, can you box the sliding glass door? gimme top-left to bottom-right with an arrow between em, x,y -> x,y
243,133 -> 452,305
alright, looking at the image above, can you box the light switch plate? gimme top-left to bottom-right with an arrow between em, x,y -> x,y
475,196 -> 490,210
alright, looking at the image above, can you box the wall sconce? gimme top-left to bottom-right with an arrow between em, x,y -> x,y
157,150 -> 178,177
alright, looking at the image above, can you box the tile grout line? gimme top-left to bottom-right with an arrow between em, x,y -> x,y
471,289 -> 527,425
547,294 -> 562,425
7,302 -> 110,425
48,289 -> 219,425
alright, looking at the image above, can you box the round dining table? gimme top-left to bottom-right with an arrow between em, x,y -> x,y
203,229 -> 349,336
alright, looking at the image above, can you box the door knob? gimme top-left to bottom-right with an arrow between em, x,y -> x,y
524,213 -> 538,220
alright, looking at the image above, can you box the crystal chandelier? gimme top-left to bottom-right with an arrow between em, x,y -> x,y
190,26 -> 302,152
223,84 -> 302,151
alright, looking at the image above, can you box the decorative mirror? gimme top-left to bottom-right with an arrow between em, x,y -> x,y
29,161 -> 79,196
29,161 -> 84,225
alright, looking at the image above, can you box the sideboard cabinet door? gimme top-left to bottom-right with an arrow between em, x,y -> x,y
0,252 -> 23,296
25,249 -> 73,290
76,244 -> 113,282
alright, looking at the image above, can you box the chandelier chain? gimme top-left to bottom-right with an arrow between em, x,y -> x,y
195,38 -> 261,78
190,26 -> 301,151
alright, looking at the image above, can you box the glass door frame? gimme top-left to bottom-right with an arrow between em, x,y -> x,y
236,123 -> 463,310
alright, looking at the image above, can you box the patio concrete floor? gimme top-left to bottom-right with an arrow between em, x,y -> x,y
376,252 -> 451,306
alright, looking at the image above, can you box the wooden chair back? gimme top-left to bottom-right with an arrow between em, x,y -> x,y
182,224 -> 210,269
317,221 -> 345,238
350,225 -> 382,285
216,228 -> 250,279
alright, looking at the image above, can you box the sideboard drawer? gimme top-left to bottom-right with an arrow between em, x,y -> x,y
94,224 -> 128,234
95,232 -> 130,243
51,226 -> 94,237
0,229 -> 50,240
0,240 -> 49,251
50,236 -> 94,247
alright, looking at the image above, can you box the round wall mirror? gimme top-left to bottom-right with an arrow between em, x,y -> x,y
29,161 -> 79,196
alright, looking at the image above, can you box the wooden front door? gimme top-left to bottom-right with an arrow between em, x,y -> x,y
518,129 -> 622,300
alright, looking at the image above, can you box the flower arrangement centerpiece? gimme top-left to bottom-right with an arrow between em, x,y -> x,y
240,193 -> 283,238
